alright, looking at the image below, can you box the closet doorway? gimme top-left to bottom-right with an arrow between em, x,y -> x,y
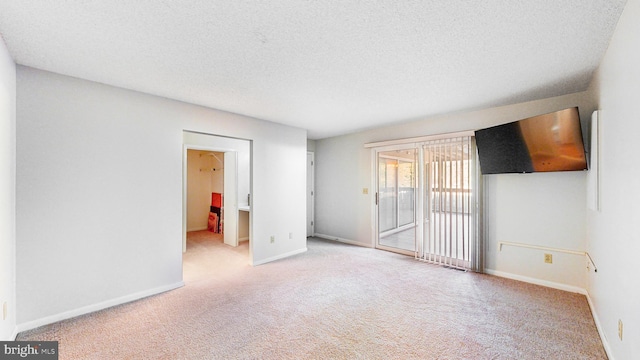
182,131 -> 252,262
185,149 -> 238,248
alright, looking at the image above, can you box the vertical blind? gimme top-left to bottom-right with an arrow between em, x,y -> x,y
417,136 -> 483,272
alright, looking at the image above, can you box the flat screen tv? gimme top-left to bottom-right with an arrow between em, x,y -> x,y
475,107 -> 587,174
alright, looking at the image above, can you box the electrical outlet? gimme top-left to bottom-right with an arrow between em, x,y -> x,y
363,188 -> 369,194
289,232 -> 293,239
3,301 -> 7,321
618,319 -> 623,340
544,253 -> 553,264
270,236 -> 275,244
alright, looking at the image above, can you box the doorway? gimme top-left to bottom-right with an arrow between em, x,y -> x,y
182,131 -> 252,264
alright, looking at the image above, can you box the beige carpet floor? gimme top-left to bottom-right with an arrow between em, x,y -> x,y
18,231 -> 607,359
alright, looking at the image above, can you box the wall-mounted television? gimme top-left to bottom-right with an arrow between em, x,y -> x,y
475,107 -> 587,174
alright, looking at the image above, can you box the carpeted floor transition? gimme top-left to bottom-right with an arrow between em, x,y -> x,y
18,231 -> 607,359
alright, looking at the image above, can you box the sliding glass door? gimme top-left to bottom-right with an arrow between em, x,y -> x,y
373,136 -> 482,271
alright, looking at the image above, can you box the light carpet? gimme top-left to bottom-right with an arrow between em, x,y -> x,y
18,231 -> 607,359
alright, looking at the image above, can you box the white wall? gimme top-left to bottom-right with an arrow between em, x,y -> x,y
16,66 -> 307,328
0,35 -> 16,340
307,139 -> 316,152
315,92 -> 594,290
484,171 -> 586,290
238,210 -> 250,241
586,0 -> 640,357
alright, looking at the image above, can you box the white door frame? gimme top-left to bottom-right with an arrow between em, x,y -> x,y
182,144 -> 239,252
307,151 -> 315,237
223,151 -> 238,247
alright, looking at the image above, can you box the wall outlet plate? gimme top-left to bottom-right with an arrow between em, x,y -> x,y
544,253 -> 553,264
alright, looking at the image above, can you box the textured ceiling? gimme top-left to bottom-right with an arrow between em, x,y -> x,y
0,1 -> 627,139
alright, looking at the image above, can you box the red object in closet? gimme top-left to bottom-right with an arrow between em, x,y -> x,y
211,192 -> 222,208
207,212 -> 219,233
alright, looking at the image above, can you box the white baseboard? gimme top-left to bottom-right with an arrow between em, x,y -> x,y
585,291 -> 614,360
313,233 -> 374,248
187,226 -> 208,232
239,237 -> 249,242
16,281 -> 184,334
251,247 -> 307,266
484,269 -> 586,295
9,326 -> 18,341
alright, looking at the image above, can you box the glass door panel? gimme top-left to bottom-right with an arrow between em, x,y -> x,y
377,148 -> 416,254
378,157 -> 397,233
397,160 -> 415,227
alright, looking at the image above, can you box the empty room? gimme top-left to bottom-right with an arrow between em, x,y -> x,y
1,1 -> 639,359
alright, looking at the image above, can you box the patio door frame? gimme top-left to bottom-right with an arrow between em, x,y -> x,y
368,131 -> 478,261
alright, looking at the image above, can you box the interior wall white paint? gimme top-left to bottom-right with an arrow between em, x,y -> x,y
186,150 -> 224,231
307,139 -> 316,152
238,210 -> 249,241
16,66 -> 307,326
315,92 -> 595,289
586,0 -> 640,357
484,171 -> 587,289
0,35 -> 16,340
